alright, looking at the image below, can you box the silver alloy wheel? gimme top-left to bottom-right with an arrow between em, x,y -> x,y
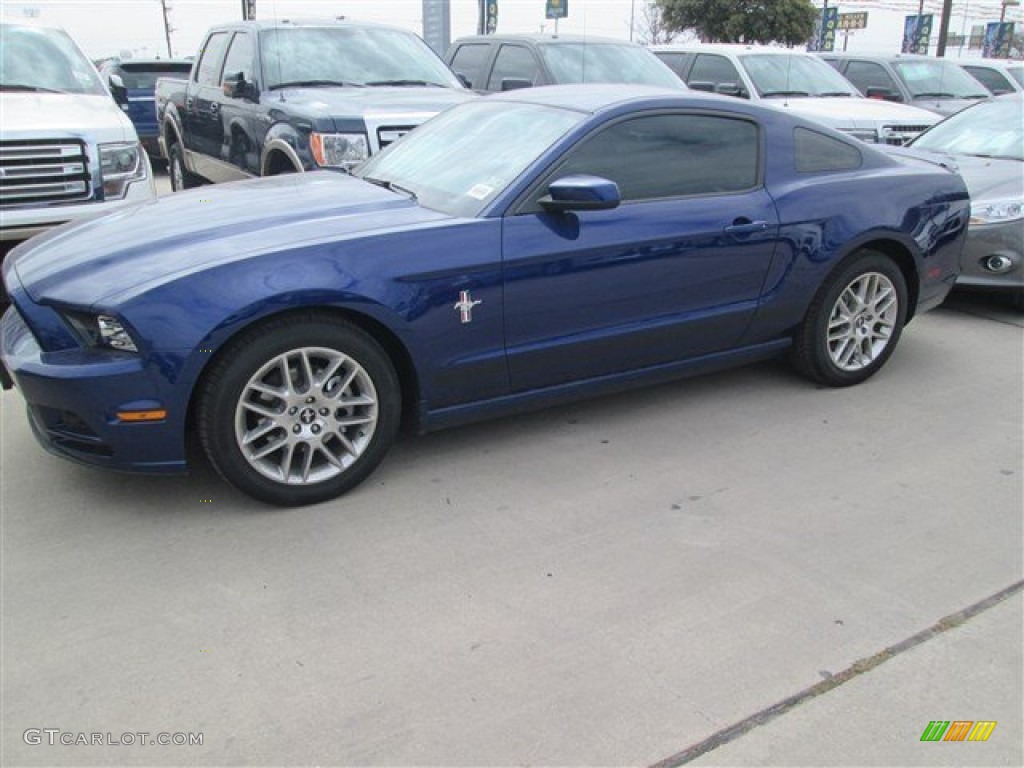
827,271 -> 899,372
234,347 -> 379,485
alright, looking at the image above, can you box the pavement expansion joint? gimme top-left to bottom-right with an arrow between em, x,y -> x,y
649,579 -> 1024,767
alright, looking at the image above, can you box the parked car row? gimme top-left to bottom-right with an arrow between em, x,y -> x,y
0,15 -> 1020,505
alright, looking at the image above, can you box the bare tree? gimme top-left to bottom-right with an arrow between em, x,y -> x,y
632,1 -> 693,45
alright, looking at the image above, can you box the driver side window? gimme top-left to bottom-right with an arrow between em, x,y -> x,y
521,113 -> 759,212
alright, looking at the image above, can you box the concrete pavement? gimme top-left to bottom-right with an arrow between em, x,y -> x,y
1,288 -> 1021,766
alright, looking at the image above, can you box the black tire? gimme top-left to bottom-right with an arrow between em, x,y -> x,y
196,313 -> 401,506
168,142 -> 201,192
794,250 -> 909,387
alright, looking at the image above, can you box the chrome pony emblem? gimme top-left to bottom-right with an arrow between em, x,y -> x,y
453,290 -> 482,324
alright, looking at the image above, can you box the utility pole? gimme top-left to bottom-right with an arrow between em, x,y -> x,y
936,0 -> 954,56
159,0 -> 173,58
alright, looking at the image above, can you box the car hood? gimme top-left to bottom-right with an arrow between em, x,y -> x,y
772,96 -> 939,128
911,97 -> 983,117
263,85 -> 476,127
13,172 -> 452,307
928,153 -> 1022,201
0,93 -> 136,143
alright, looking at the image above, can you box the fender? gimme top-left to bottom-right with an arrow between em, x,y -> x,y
261,122 -> 307,175
160,105 -> 186,161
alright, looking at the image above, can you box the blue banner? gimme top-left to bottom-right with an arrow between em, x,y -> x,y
983,22 -> 1014,58
902,14 -> 933,54
545,0 -> 567,20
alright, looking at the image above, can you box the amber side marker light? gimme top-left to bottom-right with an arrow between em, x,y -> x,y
117,410 -> 168,422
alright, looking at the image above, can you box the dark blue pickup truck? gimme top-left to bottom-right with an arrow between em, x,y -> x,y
100,58 -> 193,160
154,18 -> 474,191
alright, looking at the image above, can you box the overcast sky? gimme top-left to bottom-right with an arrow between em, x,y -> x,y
2,0 -> 1020,59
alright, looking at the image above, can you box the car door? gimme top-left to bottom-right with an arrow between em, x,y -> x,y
485,44 -> 544,92
217,30 -> 260,179
501,111 -> 779,392
841,59 -> 905,101
185,31 -> 231,180
687,53 -> 749,98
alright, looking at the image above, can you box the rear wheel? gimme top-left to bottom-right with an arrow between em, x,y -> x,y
794,251 -> 908,387
197,314 -> 401,506
168,142 -> 201,192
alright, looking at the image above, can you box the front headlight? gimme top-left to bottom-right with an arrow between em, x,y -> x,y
970,198 -> 1024,225
99,142 -> 147,200
63,311 -> 139,352
310,132 -> 369,170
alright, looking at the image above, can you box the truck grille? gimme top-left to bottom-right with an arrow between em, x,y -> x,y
376,126 -> 415,151
880,125 -> 931,146
0,139 -> 91,207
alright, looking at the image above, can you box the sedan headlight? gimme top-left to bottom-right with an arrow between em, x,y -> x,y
99,142 -> 147,200
63,311 -> 139,352
310,132 -> 369,170
970,198 -> 1024,225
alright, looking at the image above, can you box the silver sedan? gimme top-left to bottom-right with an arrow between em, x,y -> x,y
910,94 -> 1023,307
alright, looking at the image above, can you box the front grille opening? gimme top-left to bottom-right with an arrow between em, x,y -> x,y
0,139 -> 91,207
31,405 -> 114,457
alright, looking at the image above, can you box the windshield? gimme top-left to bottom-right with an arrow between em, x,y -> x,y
1007,66 -> 1024,87
741,53 -> 859,97
540,43 -> 683,88
893,60 -> 990,99
261,26 -> 461,89
912,97 -> 1023,160
0,23 -> 106,95
116,61 -> 192,89
355,100 -> 585,217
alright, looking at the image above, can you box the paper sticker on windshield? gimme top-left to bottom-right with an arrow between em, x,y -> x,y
467,184 -> 494,200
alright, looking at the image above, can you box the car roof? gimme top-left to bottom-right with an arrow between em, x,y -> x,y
452,33 -> 641,46
819,52 -> 935,62
955,58 -> 1023,68
207,17 -> 411,33
650,43 -> 814,56
484,82 -> 757,113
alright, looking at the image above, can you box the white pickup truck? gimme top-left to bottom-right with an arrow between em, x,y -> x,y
652,44 -> 941,145
1,20 -> 156,280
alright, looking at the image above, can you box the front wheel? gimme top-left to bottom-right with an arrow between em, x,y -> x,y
794,251 -> 908,387
197,314 -> 401,506
168,143 -> 201,192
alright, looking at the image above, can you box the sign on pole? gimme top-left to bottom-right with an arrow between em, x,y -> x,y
241,0 -> 255,20
422,0 -> 451,55
485,0 -> 498,34
545,0 -> 567,20
837,12 -> 868,31
983,21 -> 1014,58
902,14 -> 933,54
818,6 -> 839,52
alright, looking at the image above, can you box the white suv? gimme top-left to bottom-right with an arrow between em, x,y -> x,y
651,44 -> 940,145
1,21 -> 156,265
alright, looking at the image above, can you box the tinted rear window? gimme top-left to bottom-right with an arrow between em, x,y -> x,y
118,62 -> 192,89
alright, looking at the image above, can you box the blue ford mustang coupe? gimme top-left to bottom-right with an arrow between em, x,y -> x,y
1,86 -> 969,506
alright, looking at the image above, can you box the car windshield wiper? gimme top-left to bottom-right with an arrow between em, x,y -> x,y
913,92 -> 956,99
269,80 -> 365,90
364,80 -> 444,87
362,176 -> 418,200
817,91 -> 854,97
761,90 -> 811,98
0,83 -> 66,93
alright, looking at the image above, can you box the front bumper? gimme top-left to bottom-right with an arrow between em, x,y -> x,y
1,304 -> 187,474
957,220 -> 1023,293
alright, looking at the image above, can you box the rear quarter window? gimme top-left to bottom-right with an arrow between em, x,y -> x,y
794,127 -> 863,172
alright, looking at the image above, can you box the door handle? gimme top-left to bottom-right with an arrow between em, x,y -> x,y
209,102 -> 220,114
724,219 -> 769,236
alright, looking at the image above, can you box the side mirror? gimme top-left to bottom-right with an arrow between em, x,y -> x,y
687,80 -> 716,92
715,82 -> 745,98
501,77 -> 532,92
539,175 -> 620,213
455,72 -> 472,89
108,73 -> 128,107
223,71 -> 251,99
866,86 -> 900,102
